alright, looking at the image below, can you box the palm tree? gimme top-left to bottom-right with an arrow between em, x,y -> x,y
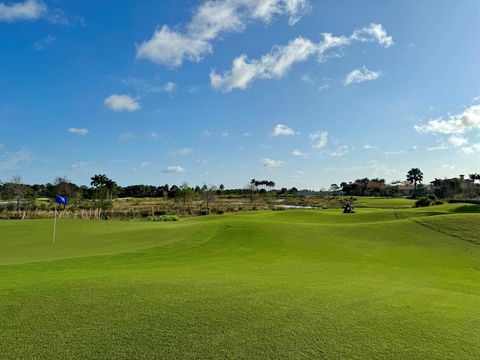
469,173 -> 480,183
90,174 -> 103,200
104,178 -> 116,200
407,168 -> 423,191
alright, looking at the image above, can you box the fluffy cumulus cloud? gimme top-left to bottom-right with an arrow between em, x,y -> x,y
272,124 -> 295,136
414,105 -> 480,134
261,158 -> 284,169
0,0 -> 46,22
211,23 -> 393,92
309,131 -> 328,149
136,0 -> 310,67
104,94 -> 140,112
344,66 -> 382,85
68,127 -> 89,136
162,165 -> 186,174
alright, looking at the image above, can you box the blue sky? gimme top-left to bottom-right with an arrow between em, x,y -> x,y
0,0 -> 479,189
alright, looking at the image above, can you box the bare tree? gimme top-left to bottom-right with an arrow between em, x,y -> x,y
202,184 -> 217,211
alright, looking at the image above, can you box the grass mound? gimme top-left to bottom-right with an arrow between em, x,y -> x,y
0,204 -> 479,359
415,214 -> 480,245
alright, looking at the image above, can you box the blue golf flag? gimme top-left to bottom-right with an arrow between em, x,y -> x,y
54,195 -> 68,205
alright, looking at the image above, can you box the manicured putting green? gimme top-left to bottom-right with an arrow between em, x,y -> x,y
1,204 -> 479,359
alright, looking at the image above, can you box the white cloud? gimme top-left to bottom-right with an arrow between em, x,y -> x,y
351,22 -> 394,47
329,145 -> 349,157
104,94 -> 140,112
272,124 -> 295,136
426,139 -> 448,151
261,158 -> 284,169
363,144 -> 377,150
171,148 -> 193,156
163,81 -> 176,93
162,165 -> 186,174
201,130 -> 213,137
472,96 -> 480,103
344,66 -> 382,85
414,104 -> 480,134
34,34 -> 55,50
0,0 -> 46,22
441,164 -> 456,171
309,131 -> 328,149
68,127 -> 88,136
292,149 -> 306,156
221,131 -> 230,137
448,135 -> 468,147
460,143 -> 480,155
136,0 -> 310,67
243,132 -> 252,136
210,23 -> 392,92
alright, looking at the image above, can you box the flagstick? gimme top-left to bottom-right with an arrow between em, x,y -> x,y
53,203 -> 57,243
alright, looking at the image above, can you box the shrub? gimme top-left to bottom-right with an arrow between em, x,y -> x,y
415,197 -> 432,207
142,215 -> 179,222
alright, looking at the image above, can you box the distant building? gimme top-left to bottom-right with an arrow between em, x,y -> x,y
430,174 -> 475,198
365,180 -> 386,196
396,182 -> 415,196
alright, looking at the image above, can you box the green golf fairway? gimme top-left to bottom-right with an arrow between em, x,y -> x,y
1,204 -> 480,359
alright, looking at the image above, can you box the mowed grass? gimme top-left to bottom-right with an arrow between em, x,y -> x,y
1,205 -> 480,359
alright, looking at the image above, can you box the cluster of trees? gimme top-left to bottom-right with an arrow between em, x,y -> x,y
2,168 -> 479,211
332,169 -> 426,197
0,174 -> 230,210
331,169 -> 480,199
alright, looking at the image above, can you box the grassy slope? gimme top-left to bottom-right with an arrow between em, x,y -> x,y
350,197 -> 417,209
1,205 -> 480,359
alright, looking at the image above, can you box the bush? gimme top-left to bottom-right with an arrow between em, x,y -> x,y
415,197 -> 432,207
142,215 -> 179,222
